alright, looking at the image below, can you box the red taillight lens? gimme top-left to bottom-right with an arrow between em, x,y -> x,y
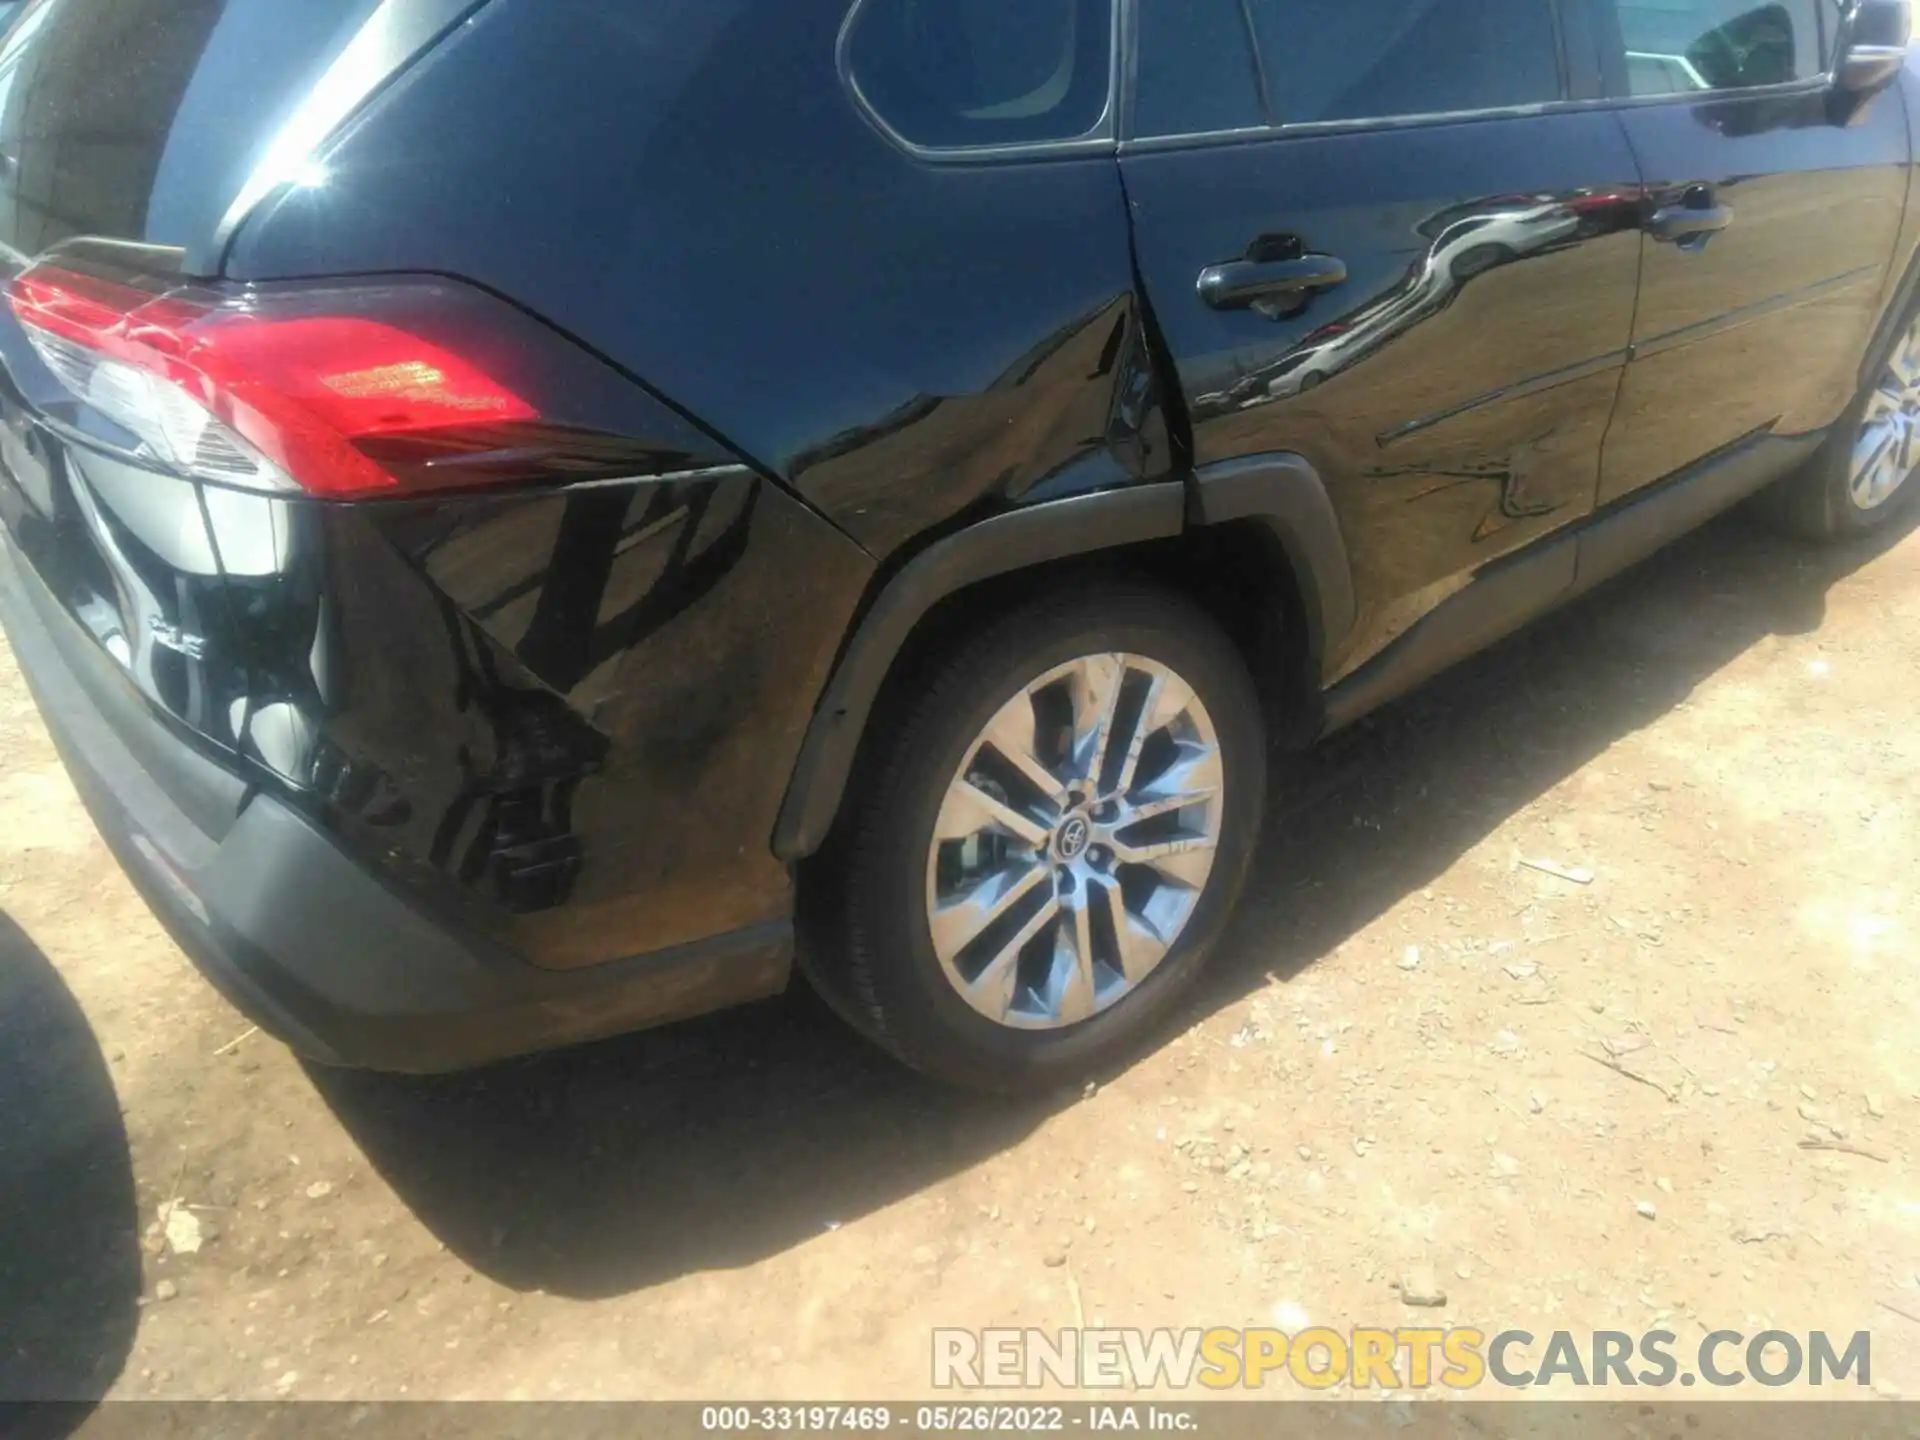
7,263 -> 627,499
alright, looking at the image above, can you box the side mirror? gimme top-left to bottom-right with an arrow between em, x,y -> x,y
1835,0 -> 1911,96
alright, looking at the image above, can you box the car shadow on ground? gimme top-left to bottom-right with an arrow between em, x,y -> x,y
309,503 -> 1917,1302
309,988 -> 1048,1298
0,912 -> 140,1428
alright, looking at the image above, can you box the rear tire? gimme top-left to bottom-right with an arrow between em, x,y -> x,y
803,584 -> 1267,1094
1763,306 -> 1920,542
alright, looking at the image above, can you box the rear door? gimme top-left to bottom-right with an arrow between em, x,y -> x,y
1590,0 -> 1910,503
1120,0 -> 1647,678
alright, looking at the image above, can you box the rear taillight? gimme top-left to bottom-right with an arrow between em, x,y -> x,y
7,263 -> 672,499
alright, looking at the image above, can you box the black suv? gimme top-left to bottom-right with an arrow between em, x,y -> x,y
0,0 -> 1915,1092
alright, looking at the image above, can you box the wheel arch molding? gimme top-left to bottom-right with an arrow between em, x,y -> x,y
772,455 -> 1356,863
1190,452 -> 1358,681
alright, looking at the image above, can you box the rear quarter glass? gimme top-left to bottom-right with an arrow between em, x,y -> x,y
843,0 -> 1115,151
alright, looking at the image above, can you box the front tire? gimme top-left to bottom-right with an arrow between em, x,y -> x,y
805,584 -> 1267,1094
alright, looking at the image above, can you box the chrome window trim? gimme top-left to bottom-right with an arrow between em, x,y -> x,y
1595,74 -> 1837,108
835,0 -> 1123,163
1121,101 -> 1578,154
1117,80 -> 1841,156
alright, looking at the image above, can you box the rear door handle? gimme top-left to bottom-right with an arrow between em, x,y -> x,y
1648,202 -> 1733,247
1197,255 -> 1348,312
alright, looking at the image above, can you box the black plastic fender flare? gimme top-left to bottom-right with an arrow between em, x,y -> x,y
772,456 -> 1354,861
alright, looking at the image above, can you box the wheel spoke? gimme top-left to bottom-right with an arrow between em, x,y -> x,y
1136,880 -> 1201,958
930,857 -> 1050,958
979,698 -> 1070,810
1890,338 -> 1920,389
1869,428 -> 1899,474
1049,888 -> 1098,1025
1122,740 -> 1223,824
1853,424 -> 1900,506
1865,388 -> 1905,427
967,895 -> 1061,1021
1862,445 -> 1902,507
1864,330 -> 1920,509
1120,789 -> 1217,825
1107,673 -> 1162,800
933,777 -> 1050,847
1068,654 -> 1126,791
1092,875 -> 1166,983
1879,448 -> 1905,503
1113,672 -> 1198,799
1114,833 -> 1219,888
1861,421 -> 1901,460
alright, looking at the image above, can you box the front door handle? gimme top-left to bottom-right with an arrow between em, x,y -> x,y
1648,201 -> 1733,247
1197,254 -> 1349,312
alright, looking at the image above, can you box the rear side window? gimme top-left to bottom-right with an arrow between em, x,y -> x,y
843,0 -> 1113,151
1131,0 -> 1565,138
1606,0 -> 1841,95
1248,0 -> 1565,124
1132,0 -> 1268,139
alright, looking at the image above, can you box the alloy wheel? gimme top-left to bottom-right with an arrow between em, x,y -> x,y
1851,319 -> 1920,511
923,653 -> 1225,1031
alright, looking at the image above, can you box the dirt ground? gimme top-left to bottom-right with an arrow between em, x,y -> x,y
4,504 -> 1920,1409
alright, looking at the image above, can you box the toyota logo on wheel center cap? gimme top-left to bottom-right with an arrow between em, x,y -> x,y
1055,815 -> 1091,861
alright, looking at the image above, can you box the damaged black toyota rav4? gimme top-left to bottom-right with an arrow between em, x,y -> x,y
2,0 -> 1917,1092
